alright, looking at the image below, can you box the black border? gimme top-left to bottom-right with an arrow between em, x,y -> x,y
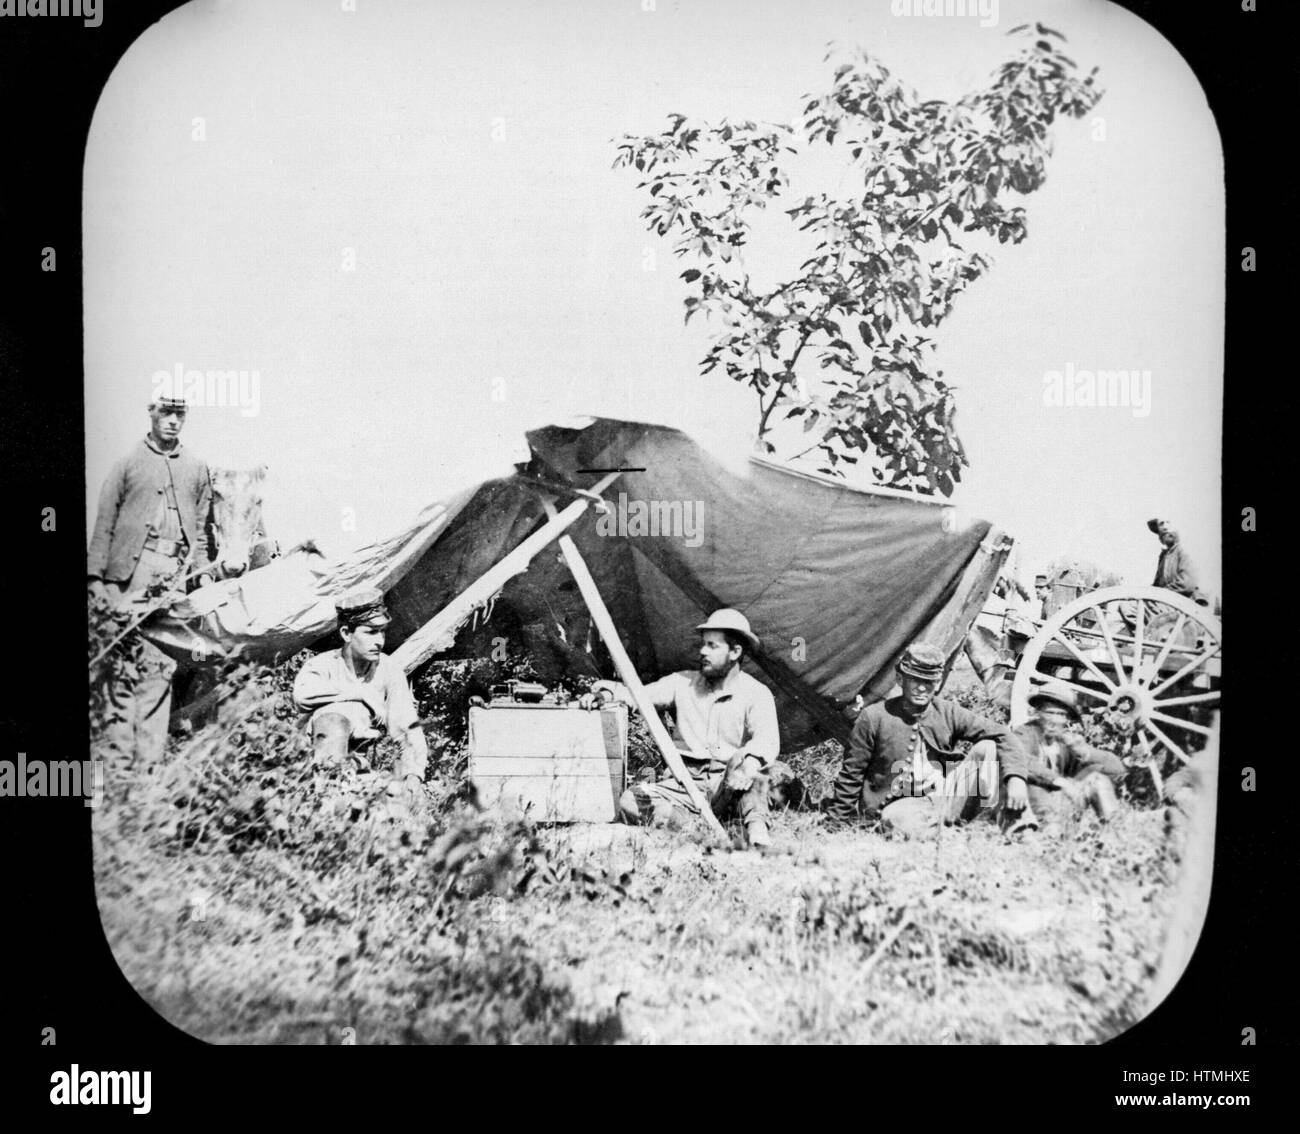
0,0 -> 1287,1112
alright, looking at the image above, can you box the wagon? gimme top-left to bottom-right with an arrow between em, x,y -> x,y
1007,584 -> 1221,798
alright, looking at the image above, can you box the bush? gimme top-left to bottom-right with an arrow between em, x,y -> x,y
95,649 -> 627,1045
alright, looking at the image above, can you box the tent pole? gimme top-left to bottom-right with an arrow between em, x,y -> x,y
547,520 -> 728,839
392,471 -> 619,675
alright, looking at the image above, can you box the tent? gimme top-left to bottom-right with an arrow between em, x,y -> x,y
151,417 -> 1012,753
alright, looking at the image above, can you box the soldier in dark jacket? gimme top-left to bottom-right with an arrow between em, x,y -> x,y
89,396 -> 217,765
1015,683 -> 1124,830
824,643 -> 1030,837
1147,518 -> 1207,606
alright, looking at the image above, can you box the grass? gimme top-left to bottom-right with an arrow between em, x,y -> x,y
91,654 -> 1197,1045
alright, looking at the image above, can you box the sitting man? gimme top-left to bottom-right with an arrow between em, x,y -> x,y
1148,518 -> 1208,606
578,609 -> 778,848
823,642 -> 1029,837
1016,683 -> 1124,830
292,588 -> 428,785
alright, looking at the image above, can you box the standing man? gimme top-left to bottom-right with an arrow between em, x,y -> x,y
1015,683 -> 1124,831
88,394 -> 217,765
578,609 -> 779,849
292,588 -> 428,786
823,642 -> 1029,836
1147,519 -> 1208,605
1033,574 -> 1052,621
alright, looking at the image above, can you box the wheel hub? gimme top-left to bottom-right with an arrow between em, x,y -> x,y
1106,681 -> 1150,730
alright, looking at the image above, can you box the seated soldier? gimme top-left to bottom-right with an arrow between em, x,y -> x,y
1015,683 -> 1124,830
578,609 -> 779,849
823,642 -> 1029,837
292,588 -> 428,785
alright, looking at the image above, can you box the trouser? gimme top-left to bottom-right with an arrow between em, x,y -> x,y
100,547 -> 185,767
1027,773 -> 1120,826
877,740 -> 1001,837
619,750 -> 770,832
309,703 -> 424,780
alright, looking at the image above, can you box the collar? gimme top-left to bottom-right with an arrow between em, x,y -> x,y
888,694 -> 940,724
697,662 -> 744,699
143,434 -> 184,458
338,647 -> 380,681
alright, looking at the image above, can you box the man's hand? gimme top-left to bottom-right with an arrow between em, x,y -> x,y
578,689 -> 608,711
1003,775 -> 1029,813
192,572 -> 214,590
88,578 -> 109,606
725,755 -> 762,793
1054,777 -> 1085,804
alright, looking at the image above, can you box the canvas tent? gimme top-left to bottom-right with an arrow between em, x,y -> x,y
150,417 -> 1012,753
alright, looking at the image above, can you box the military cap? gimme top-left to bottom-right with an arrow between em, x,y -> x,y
897,642 -> 946,681
1147,518 -> 1168,533
336,586 -> 391,628
1034,573 -> 1049,586
696,608 -> 760,653
151,395 -> 188,412
1028,682 -> 1080,720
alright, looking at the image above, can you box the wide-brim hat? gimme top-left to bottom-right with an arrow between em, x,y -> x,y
1147,518 -> 1168,533
897,643 -> 946,682
336,586 -> 391,628
1028,682 -> 1080,720
695,608 -> 760,653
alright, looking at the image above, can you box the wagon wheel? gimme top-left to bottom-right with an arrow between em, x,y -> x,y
1010,585 -> 1221,799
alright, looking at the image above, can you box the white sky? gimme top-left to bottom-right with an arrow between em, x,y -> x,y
84,0 -> 1223,594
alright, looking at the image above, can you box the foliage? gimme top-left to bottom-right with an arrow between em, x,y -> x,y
94,653 -> 629,1045
615,24 -> 1102,493
412,651 -> 541,766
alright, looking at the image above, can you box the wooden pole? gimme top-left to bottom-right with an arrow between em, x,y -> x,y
551,525 -> 727,838
392,471 -> 620,675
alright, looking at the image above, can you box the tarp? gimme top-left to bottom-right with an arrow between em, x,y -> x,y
147,417 -> 1011,752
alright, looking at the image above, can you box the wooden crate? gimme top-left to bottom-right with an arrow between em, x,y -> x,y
468,703 -> 627,823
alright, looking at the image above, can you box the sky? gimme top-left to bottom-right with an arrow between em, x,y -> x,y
83,0 -> 1223,595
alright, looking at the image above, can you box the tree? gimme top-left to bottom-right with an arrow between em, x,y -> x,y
614,24 -> 1102,495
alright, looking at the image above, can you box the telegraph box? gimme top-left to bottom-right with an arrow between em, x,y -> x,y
467,684 -> 627,823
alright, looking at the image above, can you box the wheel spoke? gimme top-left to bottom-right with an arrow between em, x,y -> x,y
1133,600 -> 1145,682
1150,644 -> 1221,697
1153,690 -> 1220,709
1026,671 -> 1111,704
1136,732 -> 1165,799
1090,605 -> 1128,683
1050,629 -> 1119,693
1144,720 -> 1190,765
1145,611 -> 1187,686
1149,711 -> 1212,738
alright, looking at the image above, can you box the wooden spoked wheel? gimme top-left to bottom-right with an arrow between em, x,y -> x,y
1010,585 -> 1221,799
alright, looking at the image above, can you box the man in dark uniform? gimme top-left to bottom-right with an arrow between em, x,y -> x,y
88,395 -> 217,765
823,643 -> 1030,836
1147,518 -> 1208,605
1033,573 -> 1052,621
